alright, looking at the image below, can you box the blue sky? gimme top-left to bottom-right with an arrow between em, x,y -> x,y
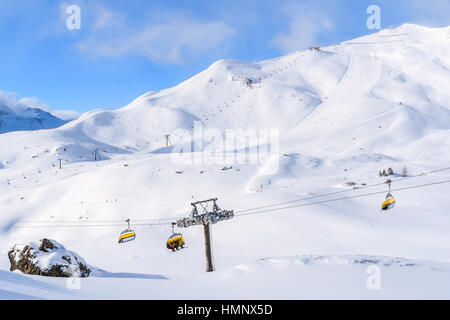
0,0 -> 448,118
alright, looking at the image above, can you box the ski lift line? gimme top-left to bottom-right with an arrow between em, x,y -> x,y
6,179 -> 450,229
8,167 -> 450,210
8,224 -> 125,228
4,166 -> 450,225
7,216 -> 185,224
6,165 -> 448,211
235,179 -> 450,217
2,194 -> 239,207
5,221 -> 173,229
0,216 -> 185,224
234,166 -> 450,214
20,200 -> 190,206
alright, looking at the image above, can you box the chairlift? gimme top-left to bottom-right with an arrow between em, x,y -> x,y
118,219 -> 136,243
166,222 -> 185,251
381,179 -> 396,211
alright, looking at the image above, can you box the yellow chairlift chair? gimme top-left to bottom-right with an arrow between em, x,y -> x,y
118,219 -> 136,243
381,179 -> 396,211
166,223 -> 185,251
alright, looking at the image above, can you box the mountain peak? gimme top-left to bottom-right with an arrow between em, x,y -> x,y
0,106 -> 67,134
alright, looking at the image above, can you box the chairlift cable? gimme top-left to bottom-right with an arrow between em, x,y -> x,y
235,178 -> 450,217
6,221 -> 173,229
4,167 -> 450,228
235,166 -> 450,214
3,215 -> 185,224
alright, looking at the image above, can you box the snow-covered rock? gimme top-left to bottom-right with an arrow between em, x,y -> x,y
8,239 -> 91,277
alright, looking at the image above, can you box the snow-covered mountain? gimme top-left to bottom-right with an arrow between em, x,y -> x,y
1,24 -> 449,168
0,102 -> 67,134
1,23 -> 450,299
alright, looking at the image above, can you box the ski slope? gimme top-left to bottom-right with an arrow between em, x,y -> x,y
0,23 -> 450,299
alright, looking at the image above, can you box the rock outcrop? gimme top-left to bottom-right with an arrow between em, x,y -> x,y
8,239 -> 91,277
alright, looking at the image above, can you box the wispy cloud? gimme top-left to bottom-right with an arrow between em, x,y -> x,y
36,2 -> 126,40
75,10 -> 235,65
90,4 -> 124,30
270,2 -> 334,53
0,91 -> 79,120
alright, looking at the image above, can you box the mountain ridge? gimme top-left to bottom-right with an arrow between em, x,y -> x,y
0,23 -> 449,168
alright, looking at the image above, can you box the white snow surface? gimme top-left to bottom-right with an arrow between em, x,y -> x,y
0,24 -> 450,299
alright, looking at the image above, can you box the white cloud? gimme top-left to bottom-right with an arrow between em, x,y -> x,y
271,3 -> 334,53
0,91 -> 79,120
28,3 -> 233,65
75,11 -> 235,65
91,5 -> 123,30
0,91 -> 22,114
19,96 -> 80,120
19,97 -> 51,112
34,1 -> 125,40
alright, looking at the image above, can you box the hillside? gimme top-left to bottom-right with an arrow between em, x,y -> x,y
0,23 -> 449,299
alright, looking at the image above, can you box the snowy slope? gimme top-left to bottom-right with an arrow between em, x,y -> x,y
0,24 -> 450,299
3,255 -> 450,299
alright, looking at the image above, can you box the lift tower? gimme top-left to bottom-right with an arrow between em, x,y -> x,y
176,198 -> 234,272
